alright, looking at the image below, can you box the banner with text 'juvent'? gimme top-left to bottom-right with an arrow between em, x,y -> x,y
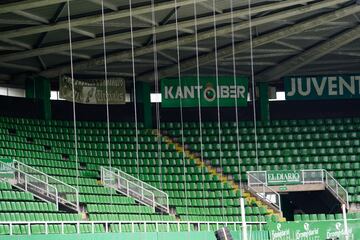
284,75 -> 360,100
59,76 -> 126,104
161,76 -> 248,108
269,219 -> 360,240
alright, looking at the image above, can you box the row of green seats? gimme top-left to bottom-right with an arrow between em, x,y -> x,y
0,182 -> 11,190
109,223 -> 195,232
89,214 -> 175,221
0,213 -> 82,222
294,213 -> 346,221
0,191 -> 33,200
176,206 -> 266,216
160,182 -> 232,191
166,126 -> 358,138
160,118 -> 358,129
173,131 -> 359,142
170,198 -> 246,207
168,190 -> 240,199
0,202 -> 56,212
87,204 -> 153,214
188,139 -> 357,150
180,215 -> 271,223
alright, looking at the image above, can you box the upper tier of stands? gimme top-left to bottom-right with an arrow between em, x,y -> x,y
162,118 -> 360,204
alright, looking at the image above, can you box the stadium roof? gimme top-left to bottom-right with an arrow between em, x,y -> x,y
0,0 -> 359,87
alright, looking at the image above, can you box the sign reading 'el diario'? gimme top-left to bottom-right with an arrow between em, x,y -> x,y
161,77 -> 248,108
267,170 -> 301,185
284,75 -> 360,100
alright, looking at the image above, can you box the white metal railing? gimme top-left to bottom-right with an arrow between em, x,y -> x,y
0,160 -> 79,212
247,169 -> 349,209
0,220 -> 266,235
101,167 -> 169,213
247,172 -> 281,212
324,170 -> 349,209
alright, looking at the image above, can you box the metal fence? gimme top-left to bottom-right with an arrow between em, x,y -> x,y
0,220 -> 267,235
101,166 -> 169,213
247,172 -> 281,212
0,160 -> 79,212
247,169 -> 349,209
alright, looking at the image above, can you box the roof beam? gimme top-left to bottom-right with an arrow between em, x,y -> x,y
138,1 -> 358,82
1,0 -> 318,62
256,25 -> 360,82
38,0 -> 333,78
0,62 -> 40,72
0,0 -> 209,41
0,0 -> 72,15
13,10 -> 49,24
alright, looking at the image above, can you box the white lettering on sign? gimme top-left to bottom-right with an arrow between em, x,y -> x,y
164,85 -> 245,101
287,75 -> 360,98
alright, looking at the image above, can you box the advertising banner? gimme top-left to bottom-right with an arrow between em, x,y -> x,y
267,171 -> 301,185
59,76 -> 126,104
161,76 -> 248,108
284,75 -> 360,100
269,219 -> 360,240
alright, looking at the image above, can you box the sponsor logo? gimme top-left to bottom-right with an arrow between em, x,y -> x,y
164,84 -> 246,101
267,171 -> 300,184
295,223 -> 320,240
286,75 -> 360,99
271,223 -> 291,240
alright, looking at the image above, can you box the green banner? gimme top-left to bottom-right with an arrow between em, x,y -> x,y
284,75 -> 360,100
269,219 -> 360,240
161,76 -> 248,108
60,76 -> 126,104
267,171 -> 301,185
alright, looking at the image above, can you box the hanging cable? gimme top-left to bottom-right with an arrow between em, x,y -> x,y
128,0 -> 140,183
66,0 -> 80,192
192,0 -> 206,219
128,0 -> 142,223
150,0 -> 164,216
229,0 -> 245,223
174,0 -> 189,218
100,0 -> 113,205
248,0 -> 262,234
248,0 -> 260,171
211,0 -> 225,218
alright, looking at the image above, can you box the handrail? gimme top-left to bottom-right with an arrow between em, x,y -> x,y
324,170 -> 349,209
110,167 -> 170,213
14,160 -> 77,192
13,160 -> 79,212
0,160 -> 79,212
101,167 -> 158,212
0,220 -> 267,235
100,167 -> 170,213
0,161 -> 59,210
247,172 -> 282,212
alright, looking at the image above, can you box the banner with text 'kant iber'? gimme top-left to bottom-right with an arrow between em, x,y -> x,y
161,76 -> 248,108
284,75 -> 360,100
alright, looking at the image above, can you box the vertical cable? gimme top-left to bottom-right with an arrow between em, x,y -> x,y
192,0 -> 206,219
128,0 -> 142,223
248,0 -> 260,171
247,0 -> 262,232
100,0 -> 113,205
66,0 -> 79,192
229,0 -> 244,223
150,0 -> 163,215
211,0 -> 225,218
128,0 -> 140,183
174,0 -> 188,218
